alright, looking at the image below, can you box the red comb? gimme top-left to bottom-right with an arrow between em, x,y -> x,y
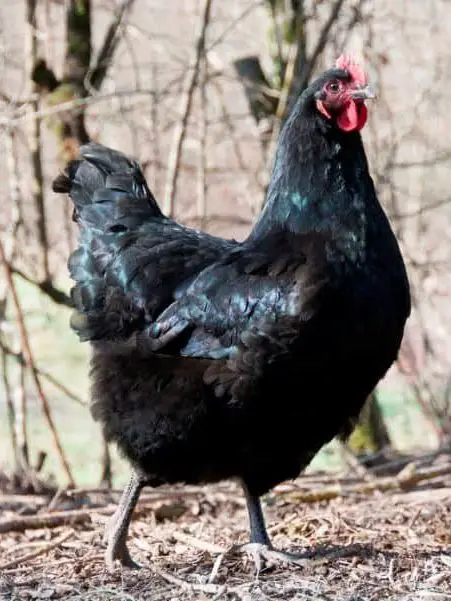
335,54 -> 367,86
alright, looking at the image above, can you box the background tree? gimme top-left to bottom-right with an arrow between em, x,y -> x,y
0,0 -> 450,490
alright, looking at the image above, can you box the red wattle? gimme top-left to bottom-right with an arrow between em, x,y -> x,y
337,101 -> 368,132
357,103 -> 368,130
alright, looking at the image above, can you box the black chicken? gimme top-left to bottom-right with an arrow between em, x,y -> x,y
53,55 -> 410,571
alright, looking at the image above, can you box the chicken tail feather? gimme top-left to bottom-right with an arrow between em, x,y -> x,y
52,142 -> 163,224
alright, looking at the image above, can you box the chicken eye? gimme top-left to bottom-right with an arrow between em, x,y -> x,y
327,80 -> 341,94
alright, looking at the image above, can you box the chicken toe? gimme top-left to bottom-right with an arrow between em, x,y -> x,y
240,542 -> 308,573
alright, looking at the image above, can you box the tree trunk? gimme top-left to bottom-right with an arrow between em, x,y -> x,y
29,0 -> 133,487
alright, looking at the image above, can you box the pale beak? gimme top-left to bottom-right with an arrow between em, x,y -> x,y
351,84 -> 376,100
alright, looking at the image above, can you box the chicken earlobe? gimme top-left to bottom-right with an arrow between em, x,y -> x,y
103,471 -> 146,571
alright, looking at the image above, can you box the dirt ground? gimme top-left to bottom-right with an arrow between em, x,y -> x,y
1,455 -> 451,601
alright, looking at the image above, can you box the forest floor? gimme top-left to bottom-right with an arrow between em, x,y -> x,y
1,452 -> 451,601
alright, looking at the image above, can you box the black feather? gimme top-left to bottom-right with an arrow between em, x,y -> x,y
53,63 -> 410,559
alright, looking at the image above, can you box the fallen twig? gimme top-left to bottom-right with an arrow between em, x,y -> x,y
208,552 -> 226,583
0,529 -> 74,570
171,530 -> 227,555
0,507 -> 108,533
367,447 -> 451,476
152,565 -> 228,596
66,487 -> 202,504
280,463 -> 451,503
0,495 -> 194,533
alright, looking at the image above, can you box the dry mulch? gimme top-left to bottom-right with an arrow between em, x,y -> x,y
1,454 -> 451,601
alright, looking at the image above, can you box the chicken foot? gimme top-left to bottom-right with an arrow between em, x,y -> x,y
239,482 -> 307,572
104,474 -> 305,573
103,471 -> 145,571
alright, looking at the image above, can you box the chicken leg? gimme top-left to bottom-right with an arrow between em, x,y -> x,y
240,482 -> 306,572
103,471 -> 145,571
244,485 -> 271,546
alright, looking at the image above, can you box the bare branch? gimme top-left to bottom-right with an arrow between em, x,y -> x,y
87,0 -> 136,92
0,88 -> 160,126
1,339 -> 87,408
1,345 -> 19,472
296,0 -> 346,93
2,127 -> 27,476
0,239 -> 75,488
9,266 -> 71,307
196,57 -> 208,229
206,1 -> 263,52
391,197 -> 451,221
393,152 -> 451,170
25,0 -> 49,281
210,78 -> 265,212
262,37 -> 302,191
163,0 -> 213,216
